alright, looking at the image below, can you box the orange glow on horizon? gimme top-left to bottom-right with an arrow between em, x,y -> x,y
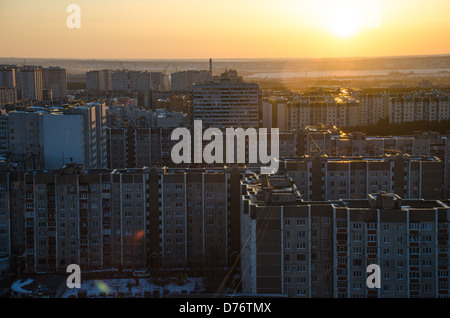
0,0 -> 449,59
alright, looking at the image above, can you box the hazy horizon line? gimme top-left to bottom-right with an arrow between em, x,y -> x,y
1,53 -> 450,62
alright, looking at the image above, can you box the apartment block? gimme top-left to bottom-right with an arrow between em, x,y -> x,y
87,70 -> 166,93
280,155 -> 444,201
86,70 -> 112,92
17,66 -> 43,101
42,67 -> 67,101
171,70 -> 211,92
240,174 -> 450,298
0,65 -> 43,102
193,70 -> 260,129
107,127 -> 175,168
0,116 -> 8,153
358,93 -> 390,126
263,90 -> 450,129
6,103 -> 107,170
0,165 -> 243,275
262,97 -> 289,130
19,167 -> 147,272
296,126 -> 450,197
389,92 -> 450,124
106,104 -> 187,129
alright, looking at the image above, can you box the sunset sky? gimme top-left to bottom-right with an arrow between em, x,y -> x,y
1,0 -> 450,59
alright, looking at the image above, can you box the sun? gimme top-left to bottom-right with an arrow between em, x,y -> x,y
326,6 -> 363,38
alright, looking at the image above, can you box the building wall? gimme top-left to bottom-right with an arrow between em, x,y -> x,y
240,175 -> 450,298
43,115 -> 84,169
42,67 -> 67,101
193,76 -> 260,129
0,167 -> 243,274
171,70 -> 211,92
282,156 -> 444,201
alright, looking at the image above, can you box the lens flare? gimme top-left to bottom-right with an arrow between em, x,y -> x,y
94,280 -> 111,293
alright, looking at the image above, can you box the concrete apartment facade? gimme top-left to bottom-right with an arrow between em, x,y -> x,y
240,174 -> 450,298
0,166 -> 243,275
193,70 -> 260,129
280,155 -> 444,201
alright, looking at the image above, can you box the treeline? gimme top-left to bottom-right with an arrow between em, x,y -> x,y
343,119 -> 450,136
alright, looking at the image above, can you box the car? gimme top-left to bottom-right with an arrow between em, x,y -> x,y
88,293 -> 96,298
117,291 -> 124,298
68,295 -> 77,298
106,292 -> 115,298
152,290 -> 160,298
98,292 -> 106,298
181,290 -> 188,294
134,291 -> 142,298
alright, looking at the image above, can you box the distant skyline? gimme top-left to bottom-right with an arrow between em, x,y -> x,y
1,0 -> 450,59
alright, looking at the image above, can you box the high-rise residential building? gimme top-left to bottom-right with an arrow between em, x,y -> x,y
17,66 -> 43,101
389,92 -> 450,123
0,165 -> 243,274
262,97 -> 289,130
280,155 -> 444,201
0,115 -> 9,153
358,93 -> 390,125
6,103 -> 107,170
42,67 -> 67,101
18,167 -> 147,272
86,70 -> 102,91
295,126 -> 450,198
296,126 -> 449,158
111,70 -> 130,91
0,66 -> 16,88
65,102 -> 108,169
240,174 -> 450,298
0,66 -> 17,103
193,70 -> 260,128
106,104 -> 187,129
7,111 -> 44,167
86,70 -> 112,92
0,87 -> 16,106
149,72 -> 166,91
263,90 -> 450,129
171,70 -> 211,92
1,65 -> 44,101
287,95 -> 359,129
147,167 -> 238,270
87,70 -> 166,93
107,127 -> 175,168
41,112 -> 87,168
129,71 -> 152,91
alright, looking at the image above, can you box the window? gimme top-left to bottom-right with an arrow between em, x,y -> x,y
353,223 -> 362,230
297,242 -> 306,249
409,223 -> 419,230
422,223 -> 432,230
